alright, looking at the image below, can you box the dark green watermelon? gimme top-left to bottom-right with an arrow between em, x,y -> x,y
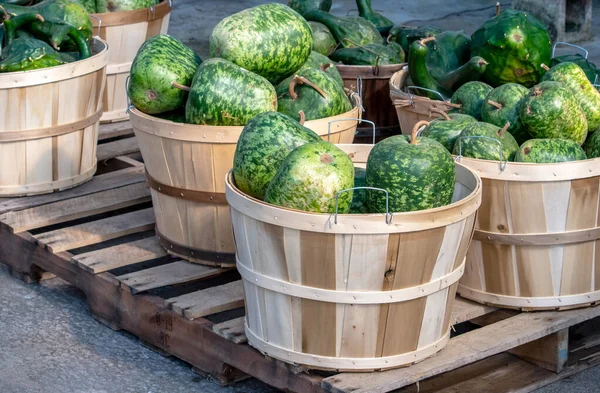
129,35 -> 202,115
300,51 -> 344,88
515,139 -> 586,163
585,131 -> 600,159
453,121 -> 519,161
420,113 -> 477,152
210,3 -> 312,83
276,67 -> 352,121
481,83 -> 530,144
0,37 -> 71,72
519,81 -> 588,145
471,9 -> 551,87
542,62 -> 600,131
287,0 -> 332,16
156,108 -> 187,123
309,21 -> 336,56
233,112 -> 322,200
366,121 -> 455,213
349,167 -> 369,214
450,81 -> 493,120
264,142 -> 355,213
185,58 -> 277,126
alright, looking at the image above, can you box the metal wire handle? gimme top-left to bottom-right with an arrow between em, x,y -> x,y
125,75 -> 134,114
356,75 -> 364,113
89,14 -> 101,37
552,42 -> 588,59
454,135 -> 508,171
406,86 -> 448,104
328,118 -> 375,144
329,187 -> 393,228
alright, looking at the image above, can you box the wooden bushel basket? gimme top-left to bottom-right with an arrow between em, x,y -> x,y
226,145 -> 482,371
91,0 -> 172,123
336,63 -> 405,142
0,38 -> 108,197
457,156 -> 600,310
130,103 -> 361,268
389,66 -> 460,135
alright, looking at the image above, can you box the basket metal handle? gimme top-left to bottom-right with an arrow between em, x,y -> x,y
329,186 -> 393,228
125,75 -> 135,113
328,118 -> 375,144
89,14 -> 101,37
356,75 -> 364,113
454,135 -> 507,171
406,86 -> 448,103
552,42 -> 588,59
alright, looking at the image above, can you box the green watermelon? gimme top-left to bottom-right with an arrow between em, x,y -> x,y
287,0 -> 332,16
276,67 -> 352,121
349,167 -> 369,214
481,83 -> 530,144
420,112 -> 477,152
450,81 -> 493,120
584,131 -> 600,159
453,121 -> 519,161
519,81 -> 588,145
366,121 -> 455,213
264,142 -> 355,213
100,0 -> 155,12
300,51 -> 344,88
210,3 -> 312,83
233,112 -> 321,200
542,62 -> 600,131
551,54 -> 600,84
471,9 -> 551,87
129,35 -> 202,115
185,58 -> 277,126
515,139 -> 586,163
309,21 -> 336,56
156,108 -> 187,123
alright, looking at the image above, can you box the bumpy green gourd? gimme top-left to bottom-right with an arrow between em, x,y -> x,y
210,3 -> 312,83
0,36 -> 72,72
542,62 -> 600,131
515,139 -> 586,163
388,24 -> 442,53
308,21 -> 336,56
265,142 -> 355,214
356,0 -> 392,29
330,42 -> 404,66
304,9 -> 383,48
276,67 -> 352,121
287,0 -> 331,16
186,58 -> 277,126
471,9 -> 551,87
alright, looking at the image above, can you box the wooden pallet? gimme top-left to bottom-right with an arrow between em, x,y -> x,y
2,121 -> 600,393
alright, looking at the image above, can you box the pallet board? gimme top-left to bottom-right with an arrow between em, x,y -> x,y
1,123 -> 600,393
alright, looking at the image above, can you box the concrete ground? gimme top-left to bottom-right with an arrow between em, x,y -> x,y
3,1 -> 600,392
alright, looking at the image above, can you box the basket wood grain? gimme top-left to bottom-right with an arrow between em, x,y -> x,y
92,0 -> 171,123
0,38 -> 108,197
457,157 -> 600,310
337,63 -> 405,142
389,66 -> 459,135
226,145 -> 482,371
130,105 -> 360,267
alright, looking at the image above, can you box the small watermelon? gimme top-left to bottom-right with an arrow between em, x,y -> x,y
309,21 -> 336,56
420,111 -> 477,152
515,139 -> 586,163
453,121 -> 519,161
481,83 -> 530,144
450,81 -> 493,120
299,51 -> 344,88
366,120 -> 455,213
233,112 -> 321,200
264,142 -> 355,213
584,131 -> 600,159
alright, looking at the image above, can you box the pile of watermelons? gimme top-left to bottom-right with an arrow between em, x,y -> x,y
404,5 -> 600,163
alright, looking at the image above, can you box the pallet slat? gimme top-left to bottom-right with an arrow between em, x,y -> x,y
97,137 -> 140,162
98,121 -> 133,141
322,305 -> 600,393
32,208 -> 155,253
167,280 -> 245,320
0,167 -> 145,215
1,182 -> 150,233
212,317 -> 247,344
72,236 -> 168,274
117,260 -> 225,294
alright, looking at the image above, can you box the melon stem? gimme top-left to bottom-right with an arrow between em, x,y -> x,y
495,2 -> 500,16
171,81 -> 190,92
289,75 -> 328,101
298,110 -> 306,125
541,63 -> 550,71
411,120 -> 430,145
487,100 -> 503,110
497,121 -> 510,137
419,36 -> 436,46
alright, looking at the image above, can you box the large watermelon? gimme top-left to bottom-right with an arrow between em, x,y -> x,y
264,142 -> 355,213
519,81 -> 588,145
233,112 -> 321,200
453,121 -> 519,161
366,121 -> 455,213
515,139 -> 586,163
210,3 -> 312,83
185,58 -> 277,126
129,35 -> 202,115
